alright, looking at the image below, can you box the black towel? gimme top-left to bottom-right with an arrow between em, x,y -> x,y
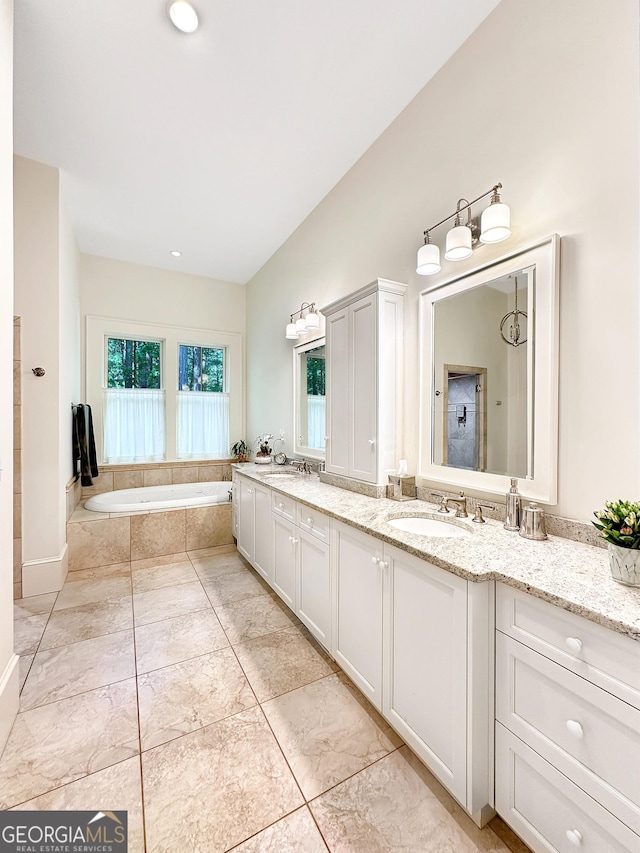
73,403 -> 99,486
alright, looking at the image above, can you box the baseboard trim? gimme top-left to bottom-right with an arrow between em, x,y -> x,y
0,652 -> 19,755
22,543 -> 69,597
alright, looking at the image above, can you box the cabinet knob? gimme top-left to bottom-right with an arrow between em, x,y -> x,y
379,560 -> 388,570
371,556 -> 379,565
565,829 -> 583,847
565,637 -> 583,654
565,719 -> 584,739
248,488 -> 254,494
278,501 -> 284,508
368,439 -> 375,446
306,517 -> 313,525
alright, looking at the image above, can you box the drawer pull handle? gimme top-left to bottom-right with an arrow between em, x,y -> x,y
566,719 -> 584,738
278,502 -> 284,509
565,637 -> 583,654
306,517 -> 313,524
566,829 -> 583,847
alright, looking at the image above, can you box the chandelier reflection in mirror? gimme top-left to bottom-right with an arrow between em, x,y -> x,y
500,275 -> 528,347
416,183 -> 511,276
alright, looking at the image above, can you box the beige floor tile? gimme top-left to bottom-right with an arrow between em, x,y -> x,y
132,559 -> 198,594
202,566 -> 271,607
54,574 -> 132,612
40,596 -> 133,650
188,543 -> 237,560
488,817 -> 534,853
19,654 -> 34,692
21,630 -> 135,710
65,561 -> 131,581
135,608 -> 229,674
142,706 -> 303,852
131,552 -> 189,571
215,593 -> 299,644
138,647 -> 257,750
130,510 -> 186,561
133,580 -> 211,627
262,672 -> 402,800
229,807 -> 329,852
234,626 -> 338,702
13,612 -> 50,655
0,679 -> 139,809
311,747 -> 512,852
14,592 -> 57,619
192,552 -> 251,581
13,758 -> 145,853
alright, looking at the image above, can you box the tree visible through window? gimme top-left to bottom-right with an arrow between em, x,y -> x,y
179,345 -> 224,392
306,356 -> 325,396
108,338 -> 161,388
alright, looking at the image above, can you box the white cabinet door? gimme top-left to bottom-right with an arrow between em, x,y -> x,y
297,528 -> 330,649
253,483 -> 273,584
325,307 -> 349,476
272,513 -> 297,610
350,293 -> 377,482
236,476 -> 255,563
383,543 -> 468,805
332,521 -> 384,710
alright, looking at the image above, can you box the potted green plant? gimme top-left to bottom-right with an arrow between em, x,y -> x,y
592,499 -> 640,586
230,439 -> 249,463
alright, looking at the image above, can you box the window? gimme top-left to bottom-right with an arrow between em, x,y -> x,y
87,316 -> 243,465
103,337 -> 166,464
177,344 -> 229,459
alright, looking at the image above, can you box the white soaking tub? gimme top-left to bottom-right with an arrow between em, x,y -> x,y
84,481 -> 232,513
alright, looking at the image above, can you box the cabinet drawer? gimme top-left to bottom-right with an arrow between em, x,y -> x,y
271,492 -> 295,521
296,504 -> 330,542
496,632 -> 640,835
496,724 -> 639,853
496,584 -> 640,709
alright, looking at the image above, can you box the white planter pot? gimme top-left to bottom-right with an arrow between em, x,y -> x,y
608,543 -> 640,587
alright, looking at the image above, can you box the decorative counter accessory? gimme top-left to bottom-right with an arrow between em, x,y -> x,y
504,477 -> 522,531
593,499 -> 640,586
230,439 -> 249,463
254,433 -> 273,464
519,502 -> 547,540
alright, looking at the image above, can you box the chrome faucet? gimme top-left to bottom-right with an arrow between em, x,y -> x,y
430,491 -> 450,514
447,492 -> 468,518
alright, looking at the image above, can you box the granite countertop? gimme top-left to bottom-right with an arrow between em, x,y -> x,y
233,463 -> 640,641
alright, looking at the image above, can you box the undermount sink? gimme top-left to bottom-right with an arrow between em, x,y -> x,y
263,470 -> 301,478
387,516 -> 472,538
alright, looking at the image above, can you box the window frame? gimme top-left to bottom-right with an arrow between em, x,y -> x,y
177,341 -> 227,394
86,316 -> 243,465
105,334 -> 164,390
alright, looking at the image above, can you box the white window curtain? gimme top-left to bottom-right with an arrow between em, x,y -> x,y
103,388 -> 166,464
177,391 -> 230,459
307,395 -> 326,450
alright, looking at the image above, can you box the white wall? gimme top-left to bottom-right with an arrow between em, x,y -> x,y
0,0 -> 18,753
13,155 -> 81,595
246,0 -> 640,522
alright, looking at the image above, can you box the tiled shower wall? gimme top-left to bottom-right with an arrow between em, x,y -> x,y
13,317 -> 22,599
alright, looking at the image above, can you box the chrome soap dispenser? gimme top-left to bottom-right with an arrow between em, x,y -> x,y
504,477 -> 522,532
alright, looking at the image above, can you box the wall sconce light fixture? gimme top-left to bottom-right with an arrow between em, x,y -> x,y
416,183 -> 511,276
285,302 -> 320,340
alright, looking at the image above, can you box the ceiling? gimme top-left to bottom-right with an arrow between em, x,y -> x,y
13,0 -> 500,284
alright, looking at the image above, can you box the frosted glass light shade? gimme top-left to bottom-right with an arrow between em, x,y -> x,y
168,1 -> 199,33
480,201 -> 511,243
285,323 -> 299,339
295,316 -> 308,333
416,242 -> 441,275
305,309 -> 320,329
445,225 -> 473,261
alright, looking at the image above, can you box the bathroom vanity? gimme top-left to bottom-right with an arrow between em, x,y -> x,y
232,464 -> 640,853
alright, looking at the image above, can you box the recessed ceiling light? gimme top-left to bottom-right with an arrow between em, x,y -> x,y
170,250 -> 182,257
167,1 -> 199,34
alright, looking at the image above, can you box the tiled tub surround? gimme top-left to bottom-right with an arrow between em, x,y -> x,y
236,465 -> 640,640
67,503 -> 234,570
81,460 -> 234,498
6,546 -> 529,853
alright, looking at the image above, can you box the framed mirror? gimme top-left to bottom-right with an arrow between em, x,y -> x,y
293,336 -> 326,460
419,235 -> 559,503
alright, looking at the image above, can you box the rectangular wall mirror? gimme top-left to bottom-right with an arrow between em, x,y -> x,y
293,336 -> 326,460
419,235 -> 559,503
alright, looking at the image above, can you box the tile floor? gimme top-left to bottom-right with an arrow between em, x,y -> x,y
4,545 -> 531,852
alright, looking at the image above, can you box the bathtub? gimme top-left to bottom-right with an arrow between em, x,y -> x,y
84,481 -> 233,514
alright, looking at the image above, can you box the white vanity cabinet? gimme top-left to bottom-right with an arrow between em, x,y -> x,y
322,278 -> 406,485
271,492 -> 298,609
331,519 -> 493,822
236,477 -> 273,583
495,584 -> 640,853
